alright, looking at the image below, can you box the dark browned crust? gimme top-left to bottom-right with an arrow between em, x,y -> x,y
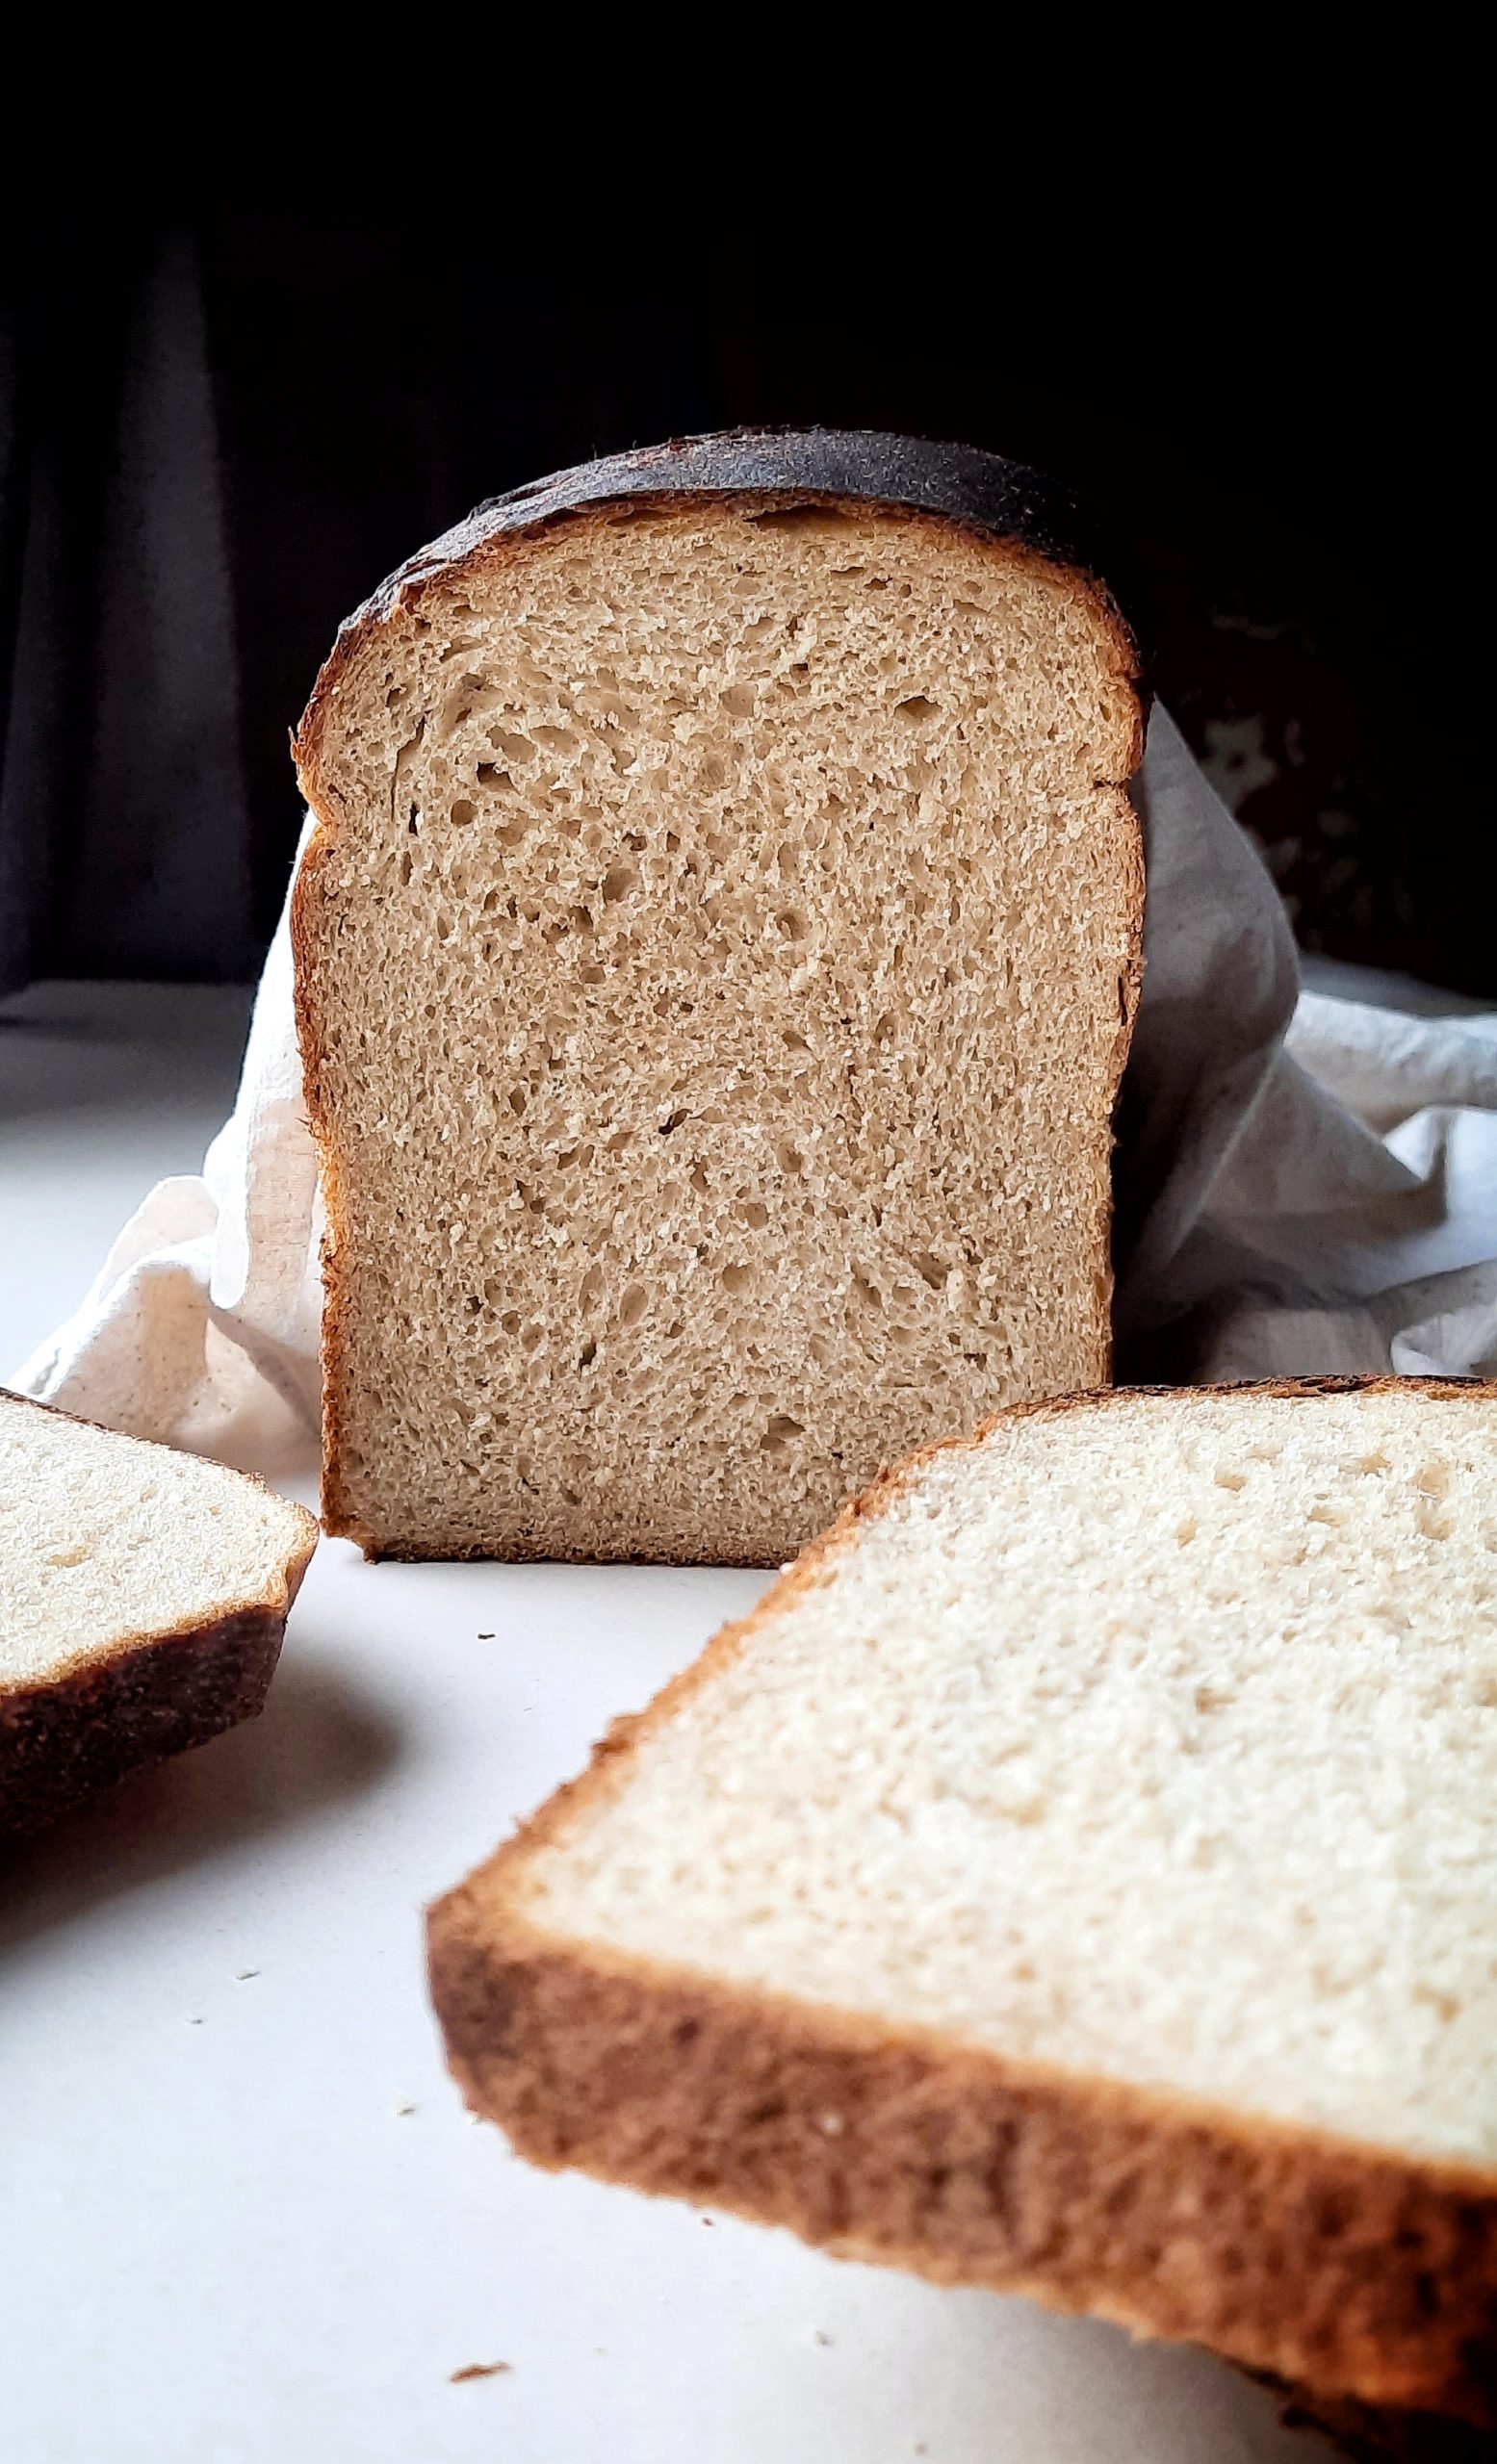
290,428 -> 1147,1558
427,1376 -> 1497,2427
0,1391 -> 317,1840
1256,2370 -> 1497,2460
292,426 -> 1141,792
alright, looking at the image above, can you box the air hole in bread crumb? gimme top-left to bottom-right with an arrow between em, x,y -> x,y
761,1416 -> 804,1451
602,865 -> 635,904
619,1285 -> 647,1328
451,799 -> 476,827
776,1143 -> 804,1178
1214,1468 -> 1248,1492
1307,1502 -> 1343,1527
895,695 -> 939,724
1175,1518 -> 1197,1546
1194,1682 -> 1235,1714
1416,1461 -> 1453,1499
720,1265 -> 752,1296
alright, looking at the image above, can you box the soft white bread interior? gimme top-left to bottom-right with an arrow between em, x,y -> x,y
429,1378 -> 1497,2426
294,492 -> 1142,1563
1,1391 -> 316,1836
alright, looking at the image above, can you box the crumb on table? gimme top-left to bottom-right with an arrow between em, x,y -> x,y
450,2361 -> 510,2384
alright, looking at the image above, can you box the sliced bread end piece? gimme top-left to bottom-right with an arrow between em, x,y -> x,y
1,1392 -> 317,1839
428,1377 -> 1497,2427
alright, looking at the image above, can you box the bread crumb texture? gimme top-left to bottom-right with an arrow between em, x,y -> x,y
0,1396 -> 310,1689
515,1387 -> 1497,2168
297,502 -> 1140,1561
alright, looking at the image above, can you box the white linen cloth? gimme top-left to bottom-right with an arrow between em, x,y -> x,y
14,709 -> 1497,1476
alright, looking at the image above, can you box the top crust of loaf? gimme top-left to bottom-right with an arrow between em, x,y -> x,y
427,1376 -> 1497,2428
294,427 -> 1142,799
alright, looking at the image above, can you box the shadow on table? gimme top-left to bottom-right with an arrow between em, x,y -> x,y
0,1654 -> 400,1960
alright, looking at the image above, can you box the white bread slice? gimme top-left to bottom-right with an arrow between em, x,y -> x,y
428,1377 -> 1497,2428
1,1391 -> 317,1838
292,429 -> 1143,1565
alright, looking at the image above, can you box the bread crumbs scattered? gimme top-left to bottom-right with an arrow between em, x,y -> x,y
395,2099 -> 417,2117
813,2329 -> 833,2347
186,2016 -> 203,2026
700,2216 -> 714,2226
450,2361 -> 510,2383
477,1631 -> 496,1639
235,1969 -> 260,1982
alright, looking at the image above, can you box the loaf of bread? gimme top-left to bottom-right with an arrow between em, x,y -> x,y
293,429 -> 1144,1563
428,1376 -> 1497,2429
1,1390 -> 316,1836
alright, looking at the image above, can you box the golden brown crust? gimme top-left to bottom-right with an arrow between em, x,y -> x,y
290,432 -> 1146,1557
0,1392 -> 317,1839
426,1375 -> 1497,2427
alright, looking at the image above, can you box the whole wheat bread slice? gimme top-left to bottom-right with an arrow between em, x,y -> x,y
428,1377 -> 1497,2428
293,429 -> 1144,1565
1,1391 -> 316,1838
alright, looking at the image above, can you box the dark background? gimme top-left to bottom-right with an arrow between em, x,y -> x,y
2,213 -> 1489,999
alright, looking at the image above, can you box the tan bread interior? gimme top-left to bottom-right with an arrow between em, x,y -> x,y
511,1388 -> 1497,2169
297,501 -> 1141,1561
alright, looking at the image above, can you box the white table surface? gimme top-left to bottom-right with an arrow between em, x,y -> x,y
0,983 -> 1331,2464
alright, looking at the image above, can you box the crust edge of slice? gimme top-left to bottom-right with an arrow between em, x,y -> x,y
0,1392 -> 319,1840
426,1375 -> 1497,2427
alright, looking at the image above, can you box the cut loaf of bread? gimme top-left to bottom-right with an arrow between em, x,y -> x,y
293,429 -> 1144,1564
428,1377 -> 1497,2427
1,1391 -> 316,1838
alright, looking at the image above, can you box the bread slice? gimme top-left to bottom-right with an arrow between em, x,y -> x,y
292,429 -> 1144,1564
1,1391 -> 316,1838
428,1376 -> 1497,2427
